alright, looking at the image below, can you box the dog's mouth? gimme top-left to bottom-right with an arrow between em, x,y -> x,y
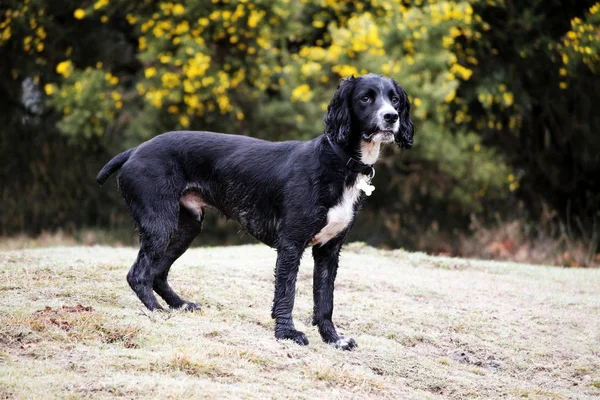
361,130 -> 395,143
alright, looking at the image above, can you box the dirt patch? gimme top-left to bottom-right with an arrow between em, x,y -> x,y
33,305 -> 95,332
0,304 -> 141,352
449,349 -> 502,372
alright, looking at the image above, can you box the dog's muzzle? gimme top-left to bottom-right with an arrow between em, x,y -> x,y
362,129 -> 396,143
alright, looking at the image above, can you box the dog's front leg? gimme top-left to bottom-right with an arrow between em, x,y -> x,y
272,241 -> 308,346
312,240 -> 357,350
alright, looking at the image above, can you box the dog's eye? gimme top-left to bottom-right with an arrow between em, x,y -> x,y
359,96 -> 371,103
391,96 -> 399,105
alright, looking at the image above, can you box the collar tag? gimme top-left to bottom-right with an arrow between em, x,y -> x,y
357,175 -> 375,196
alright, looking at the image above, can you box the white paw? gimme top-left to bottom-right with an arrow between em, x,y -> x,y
333,336 -> 357,350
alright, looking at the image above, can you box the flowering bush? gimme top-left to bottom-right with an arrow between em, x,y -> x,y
1,0 -> 598,242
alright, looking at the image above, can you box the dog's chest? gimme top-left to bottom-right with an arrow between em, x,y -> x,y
311,182 -> 361,246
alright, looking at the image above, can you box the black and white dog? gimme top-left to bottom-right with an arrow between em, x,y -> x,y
97,74 -> 413,350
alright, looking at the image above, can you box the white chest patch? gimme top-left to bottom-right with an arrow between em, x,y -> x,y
360,141 -> 381,165
311,182 -> 361,246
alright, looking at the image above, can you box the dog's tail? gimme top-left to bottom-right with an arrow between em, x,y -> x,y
96,148 -> 136,185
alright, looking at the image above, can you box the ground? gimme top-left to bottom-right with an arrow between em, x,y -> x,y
0,244 -> 599,399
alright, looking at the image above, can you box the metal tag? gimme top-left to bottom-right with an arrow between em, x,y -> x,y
357,175 -> 375,196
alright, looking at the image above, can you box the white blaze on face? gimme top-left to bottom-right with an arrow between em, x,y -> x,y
360,101 -> 400,164
377,100 -> 398,124
311,182 -> 361,246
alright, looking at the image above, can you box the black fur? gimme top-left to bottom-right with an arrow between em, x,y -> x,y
97,74 -> 413,350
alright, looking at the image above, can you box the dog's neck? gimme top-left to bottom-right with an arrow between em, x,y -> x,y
359,141 -> 381,165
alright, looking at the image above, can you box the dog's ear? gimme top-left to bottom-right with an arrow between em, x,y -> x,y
392,79 -> 414,149
324,76 -> 357,144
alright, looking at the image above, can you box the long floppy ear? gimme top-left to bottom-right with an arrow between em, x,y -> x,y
392,79 -> 414,149
323,76 -> 357,144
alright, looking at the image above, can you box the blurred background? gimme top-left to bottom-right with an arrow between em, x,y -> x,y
1,0 -> 598,266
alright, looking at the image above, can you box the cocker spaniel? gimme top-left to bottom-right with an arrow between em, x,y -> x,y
97,74 -> 413,350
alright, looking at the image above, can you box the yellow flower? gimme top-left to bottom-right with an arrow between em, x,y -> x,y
145,67 -> 157,78
36,27 -> 46,40
331,64 -> 358,77
502,92 -> 514,106
56,60 -> 73,77
161,72 -> 180,89
473,144 -> 481,152
126,14 -> 137,25
101,15 -> 108,23
442,36 -> 454,48
449,27 -> 461,38
179,115 -> 190,127
217,95 -> 232,112
290,84 -> 313,102
559,82 -> 567,89
201,76 -> 215,86
248,10 -> 264,28
44,83 -> 55,95
173,4 -> 185,15
444,90 -> 456,103
73,9 -> 86,20
94,0 -> 109,10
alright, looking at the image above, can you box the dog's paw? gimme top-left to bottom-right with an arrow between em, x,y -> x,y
332,336 -> 357,351
276,329 -> 309,346
176,301 -> 201,312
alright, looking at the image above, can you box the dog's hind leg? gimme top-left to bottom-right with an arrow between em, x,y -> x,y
126,206 -> 179,311
272,240 -> 309,346
152,207 -> 203,311
128,241 -> 170,311
312,237 -> 357,350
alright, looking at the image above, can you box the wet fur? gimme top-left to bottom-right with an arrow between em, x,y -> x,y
97,74 -> 413,350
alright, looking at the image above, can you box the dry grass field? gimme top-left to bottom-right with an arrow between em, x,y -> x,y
0,244 -> 599,399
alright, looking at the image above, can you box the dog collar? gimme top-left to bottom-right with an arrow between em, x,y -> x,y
326,136 -> 375,177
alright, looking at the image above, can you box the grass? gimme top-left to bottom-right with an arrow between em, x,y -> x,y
0,243 -> 599,399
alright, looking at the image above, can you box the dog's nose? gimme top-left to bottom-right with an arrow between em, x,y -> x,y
384,113 -> 399,123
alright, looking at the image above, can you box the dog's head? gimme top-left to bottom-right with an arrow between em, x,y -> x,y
324,74 -> 414,149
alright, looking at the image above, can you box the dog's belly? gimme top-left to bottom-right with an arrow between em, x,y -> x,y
311,184 -> 361,246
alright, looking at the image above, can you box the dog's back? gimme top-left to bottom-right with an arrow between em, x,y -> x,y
101,130 -> 320,247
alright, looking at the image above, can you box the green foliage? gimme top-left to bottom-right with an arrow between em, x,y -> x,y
47,66 -> 121,138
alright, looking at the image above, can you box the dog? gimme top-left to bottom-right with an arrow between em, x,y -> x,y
96,74 -> 413,350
